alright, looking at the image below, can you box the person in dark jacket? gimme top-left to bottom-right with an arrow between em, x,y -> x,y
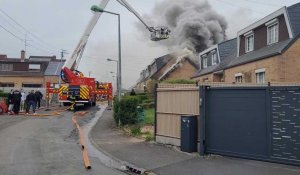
34,89 -> 43,109
12,89 -> 22,114
26,90 -> 37,114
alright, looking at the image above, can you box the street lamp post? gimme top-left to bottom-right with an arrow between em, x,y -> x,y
91,5 -> 122,126
107,58 -> 119,100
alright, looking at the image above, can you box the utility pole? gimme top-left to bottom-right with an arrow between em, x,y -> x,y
24,33 -> 30,52
58,49 -> 67,107
59,49 -> 67,85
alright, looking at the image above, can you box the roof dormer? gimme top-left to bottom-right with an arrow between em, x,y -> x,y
237,7 -> 294,57
198,45 -> 220,70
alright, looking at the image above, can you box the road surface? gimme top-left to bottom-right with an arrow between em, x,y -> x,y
0,107 -> 124,175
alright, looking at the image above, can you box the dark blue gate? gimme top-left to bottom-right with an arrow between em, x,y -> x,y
200,86 -> 300,166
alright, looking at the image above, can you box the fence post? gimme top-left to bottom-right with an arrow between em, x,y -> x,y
154,83 -> 158,142
199,86 -> 207,156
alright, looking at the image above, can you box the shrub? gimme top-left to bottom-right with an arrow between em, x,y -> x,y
136,94 -> 148,103
142,99 -> 153,104
145,135 -> 154,142
140,102 -> 155,109
0,90 -> 8,98
113,96 -> 139,126
162,79 -> 196,84
130,125 -> 141,136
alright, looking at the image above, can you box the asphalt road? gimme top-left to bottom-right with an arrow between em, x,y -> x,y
0,108 -> 124,175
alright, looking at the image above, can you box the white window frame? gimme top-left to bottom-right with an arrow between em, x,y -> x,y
211,51 -> 217,65
267,21 -> 279,45
255,68 -> 266,84
202,55 -> 208,68
245,32 -> 254,53
235,73 -> 243,83
29,64 -> 41,70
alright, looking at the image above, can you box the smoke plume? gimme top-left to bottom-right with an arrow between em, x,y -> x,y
137,0 -> 228,53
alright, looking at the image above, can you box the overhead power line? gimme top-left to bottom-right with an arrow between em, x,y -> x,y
0,23 -> 55,55
0,23 -> 24,42
0,13 -> 25,36
0,8 -> 59,53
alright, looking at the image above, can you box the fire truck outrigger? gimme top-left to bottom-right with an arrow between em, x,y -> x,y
46,0 -> 171,107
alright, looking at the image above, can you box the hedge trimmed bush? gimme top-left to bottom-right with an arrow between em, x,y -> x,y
0,90 -> 8,98
142,99 -> 154,104
140,102 -> 155,109
162,79 -> 196,84
113,96 -> 139,126
136,94 -> 148,103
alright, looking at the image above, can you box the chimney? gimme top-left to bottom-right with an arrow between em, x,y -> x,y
21,50 -> 25,62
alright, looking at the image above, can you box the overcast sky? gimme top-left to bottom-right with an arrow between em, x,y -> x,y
0,0 -> 299,88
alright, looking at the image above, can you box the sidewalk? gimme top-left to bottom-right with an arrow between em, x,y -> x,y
90,109 -> 300,175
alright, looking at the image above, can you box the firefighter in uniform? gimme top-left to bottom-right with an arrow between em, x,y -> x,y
69,96 -> 76,111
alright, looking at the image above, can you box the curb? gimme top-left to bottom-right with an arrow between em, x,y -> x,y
88,106 -> 157,175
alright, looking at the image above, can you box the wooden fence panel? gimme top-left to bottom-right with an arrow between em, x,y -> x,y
156,113 -> 181,138
155,84 -> 199,146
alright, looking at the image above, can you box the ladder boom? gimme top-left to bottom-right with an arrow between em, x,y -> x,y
63,0 -> 110,70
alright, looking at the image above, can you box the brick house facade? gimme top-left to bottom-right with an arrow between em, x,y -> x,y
192,3 -> 300,84
134,50 -> 198,92
0,51 -> 64,89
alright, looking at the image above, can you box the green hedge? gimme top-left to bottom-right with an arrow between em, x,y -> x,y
142,99 -> 153,104
162,79 -> 196,84
113,96 -> 139,126
0,90 -> 8,98
136,94 -> 148,103
140,102 -> 155,109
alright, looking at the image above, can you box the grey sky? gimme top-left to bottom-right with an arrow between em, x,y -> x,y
0,0 -> 299,88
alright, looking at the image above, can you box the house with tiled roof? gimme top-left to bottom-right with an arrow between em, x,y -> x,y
0,50 -> 64,89
134,50 -> 198,92
192,3 -> 300,84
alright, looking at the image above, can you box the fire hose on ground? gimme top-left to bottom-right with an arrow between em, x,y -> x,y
72,111 -> 91,169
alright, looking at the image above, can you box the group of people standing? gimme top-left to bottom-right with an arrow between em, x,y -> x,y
7,89 -> 43,115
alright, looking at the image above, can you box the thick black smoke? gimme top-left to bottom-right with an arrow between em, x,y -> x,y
137,0 -> 228,53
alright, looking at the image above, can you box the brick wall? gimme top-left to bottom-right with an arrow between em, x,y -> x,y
192,73 -> 215,82
193,37 -> 300,83
0,76 -> 60,88
0,76 -> 44,88
225,37 -> 300,83
224,55 -> 282,83
281,37 -> 300,82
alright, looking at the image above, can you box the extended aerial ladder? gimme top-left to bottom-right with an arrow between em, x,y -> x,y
46,0 -> 171,106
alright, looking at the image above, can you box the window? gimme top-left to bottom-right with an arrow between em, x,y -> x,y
255,69 -> 266,84
22,83 -> 42,88
211,51 -> 217,65
245,34 -> 254,53
267,23 -> 279,45
0,64 -> 13,71
0,83 -> 14,87
235,73 -> 243,83
29,64 -> 41,71
202,56 -> 208,68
